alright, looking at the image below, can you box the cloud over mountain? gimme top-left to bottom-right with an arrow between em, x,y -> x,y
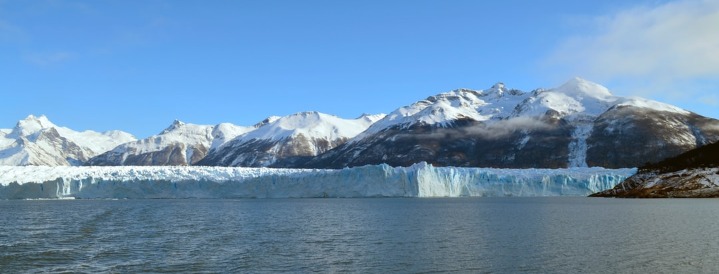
547,0 -> 719,111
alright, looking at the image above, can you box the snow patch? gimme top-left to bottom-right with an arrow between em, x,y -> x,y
617,97 -> 690,114
553,77 -> 614,100
568,123 -> 593,168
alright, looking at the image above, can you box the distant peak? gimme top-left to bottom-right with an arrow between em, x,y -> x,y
160,119 -> 186,134
356,113 -> 387,123
479,81 -> 524,97
253,116 -> 281,128
555,77 -> 613,98
10,114 -> 56,137
357,113 -> 373,119
281,111 -> 326,122
491,82 -> 505,90
295,111 -> 321,117
22,114 -> 51,124
356,113 -> 384,119
15,114 -> 55,131
172,119 -> 185,126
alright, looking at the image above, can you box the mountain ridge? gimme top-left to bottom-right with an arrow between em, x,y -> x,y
0,115 -> 136,166
304,78 -> 719,169
3,78 -> 718,169
197,111 -> 385,167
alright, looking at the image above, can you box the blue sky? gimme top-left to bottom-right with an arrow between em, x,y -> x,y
1,0 -> 717,138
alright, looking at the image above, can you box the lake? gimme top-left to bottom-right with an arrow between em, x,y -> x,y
1,197 -> 718,273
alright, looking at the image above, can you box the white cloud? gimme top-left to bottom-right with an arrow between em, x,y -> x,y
546,0 -> 719,100
396,117 -> 554,140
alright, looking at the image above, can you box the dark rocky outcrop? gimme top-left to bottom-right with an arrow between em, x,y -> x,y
591,141 -> 719,198
197,135 -> 349,167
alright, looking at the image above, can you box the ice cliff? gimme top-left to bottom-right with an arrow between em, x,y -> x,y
0,163 -> 635,199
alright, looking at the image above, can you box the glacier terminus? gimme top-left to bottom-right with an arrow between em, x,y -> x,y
0,163 -> 634,199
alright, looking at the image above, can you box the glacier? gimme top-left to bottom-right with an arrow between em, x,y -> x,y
0,163 -> 635,199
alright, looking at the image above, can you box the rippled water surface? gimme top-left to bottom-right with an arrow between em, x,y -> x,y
2,198 -> 719,273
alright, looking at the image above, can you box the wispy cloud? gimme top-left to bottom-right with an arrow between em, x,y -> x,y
545,0 -> 719,101
0,20 -> 26,42
701,95 -> 719,106
24,51 -> 75,66
396,117 -> 554,141
462,117 -> 553,140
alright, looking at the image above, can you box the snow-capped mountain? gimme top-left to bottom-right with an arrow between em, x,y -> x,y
306,78 -> 719,169
87,120 -> 252,166
0,115 -> 136,166
6,78 -> 717,169
197,112 -> 385,167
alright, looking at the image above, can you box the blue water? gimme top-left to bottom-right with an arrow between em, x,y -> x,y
1,197 -> 719,273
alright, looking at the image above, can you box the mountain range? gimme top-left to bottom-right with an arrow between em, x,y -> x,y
304,78 -> 719,169
2,78 -> 718,169
0,115 -> 135,166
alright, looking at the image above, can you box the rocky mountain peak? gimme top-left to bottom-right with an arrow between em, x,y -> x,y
1,115 -> 136,166
356,113 -> 387,123
486,82 -> 509,96
160,119 -> 186,134
10,114 -> 57,138
253,116 -> 282,128
290,111 -> 322,120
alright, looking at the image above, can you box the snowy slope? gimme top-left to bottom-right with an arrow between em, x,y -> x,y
307,78 -> 719,169
0,115 -> 136,166
512,78 -> 615,118
239,111 -> 382,143
358,83 -> 526,138
356,78 -> 619,142
199,112 -> 385,167
361,77 -> 687,138
0,163 -> 635,199
210,123 -> 252,150
87,120 -> 253,166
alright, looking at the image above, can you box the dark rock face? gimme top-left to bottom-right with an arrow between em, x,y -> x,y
125,143 -> 208,166
87,143 -> 209,166
640,141 -> 719,173
34,127 -> 90,165
197,134 -> 348,167
586,106 -> 719,168
305,118 -> 573,169
85,150 -> 124,166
